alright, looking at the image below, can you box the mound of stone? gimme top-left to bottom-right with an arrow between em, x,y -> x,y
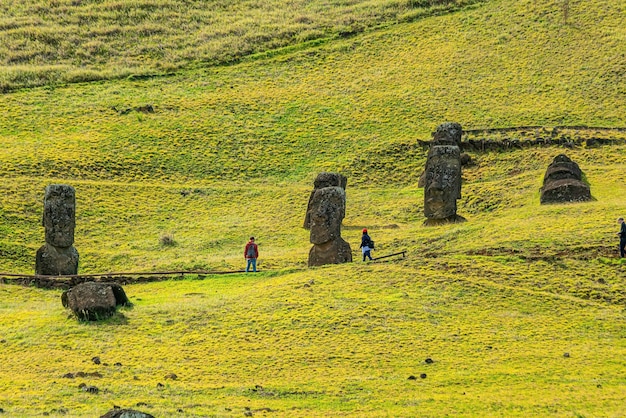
62,282 -> 131,321
540,154 -> 591,204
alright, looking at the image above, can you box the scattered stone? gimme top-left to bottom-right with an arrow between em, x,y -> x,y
114,362 -> 123,367
540,154 -> 591,204
156,383 -> 165,389
92,356 -> 101,365
164,373 -> 178,380
407,375 -> 417,380
100,408 -> 155,418
81,385 -> 99,394
423,123 -> 466,225
62,373 -> 75,379
420,373 -> 427,379
425,358 -> 434,364
563,352 -> 570,358
61,282 -> 131,321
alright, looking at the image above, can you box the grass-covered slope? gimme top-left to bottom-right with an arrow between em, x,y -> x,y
0,0 -> 625,416
0,0 -> 478,92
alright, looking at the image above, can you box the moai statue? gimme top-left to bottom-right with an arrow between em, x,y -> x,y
308,186 -> 352,266
540,154 -> 591,204
304,172 -> 347,229
35,184 -> 79,275
423,122 -> 466,226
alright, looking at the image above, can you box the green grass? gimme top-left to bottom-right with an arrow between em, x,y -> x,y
1,0 -> 626,415
0,0 -> 478,92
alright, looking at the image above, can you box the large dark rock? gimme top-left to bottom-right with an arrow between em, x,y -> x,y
304,172 -> 347,229
100,409 -> 155,418
43,184 -> 76,248
62,282 -> 131,321
35,243 -> 79,276
540,154 -> 591,204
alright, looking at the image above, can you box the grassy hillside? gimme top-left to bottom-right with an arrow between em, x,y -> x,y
0,0 -> 478,92
1,0 -> 625,416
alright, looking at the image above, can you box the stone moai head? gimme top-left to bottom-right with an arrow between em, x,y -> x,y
543,154 -> 583,183
309,186 -> 346,245
43,184 -> 76,248
313,172 -> 348,190
304,172 -> 347,229
432,122 -> 463,147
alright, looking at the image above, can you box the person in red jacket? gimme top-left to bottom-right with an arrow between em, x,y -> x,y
244,237 -> 259,272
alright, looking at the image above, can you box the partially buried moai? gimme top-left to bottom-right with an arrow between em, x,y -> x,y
35,184 -> 79,275
423,122 -> 466,226
540,154 -> 591,204
306,174 -> 352,266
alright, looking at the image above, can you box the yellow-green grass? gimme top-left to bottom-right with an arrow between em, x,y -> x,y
0,0 -> 478,92
1,0 -> 626,415
1,264 -> 625,417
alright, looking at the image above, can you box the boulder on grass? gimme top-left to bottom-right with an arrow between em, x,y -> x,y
62,282 -> 131,321
100,409 -> 155,418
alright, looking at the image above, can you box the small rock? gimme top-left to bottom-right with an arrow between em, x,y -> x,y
244,411 -> 253,417
407,375 -> 417,380
114,363 -> 122,367
425,358 -> 434,364
563,352 -> 570,358
82,385 -> 99,394
62,373 -> 75,379
156,382 -> 165,389
164,373 -> 178,380
92,356 -> 101,365
420,373 -> 427,379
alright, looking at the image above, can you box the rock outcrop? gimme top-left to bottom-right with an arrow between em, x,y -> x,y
62,282 -> 131,321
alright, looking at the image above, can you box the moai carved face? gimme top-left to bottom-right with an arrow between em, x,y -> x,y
424,146 -> 461,219
309,187 -> 345,245
43,184 -> 76,248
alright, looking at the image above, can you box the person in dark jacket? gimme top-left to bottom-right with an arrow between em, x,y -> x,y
360,228 -> 373,261
618,218 -> 626,258
244,237 -> 259,272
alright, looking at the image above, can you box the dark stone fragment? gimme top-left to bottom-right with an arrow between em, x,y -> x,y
100,409 -> 156,418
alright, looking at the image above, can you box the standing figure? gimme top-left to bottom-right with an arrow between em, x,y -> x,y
244,237 -> 259,272
618,217 -> 626,258
360,228 -> 374,261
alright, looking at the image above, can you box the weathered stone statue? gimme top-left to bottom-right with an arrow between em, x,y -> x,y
304,172 -> 347,229
308,185 -> 352,266
423,123 -> 466,225
35,184 -> 79,275
540,154 -> 591,204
